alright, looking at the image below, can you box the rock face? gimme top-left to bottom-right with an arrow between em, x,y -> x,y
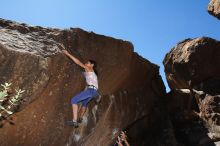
164,37 -> 220,145
163,37 -> 220,90
208,0 -> 220,20
0,18 -> 166,146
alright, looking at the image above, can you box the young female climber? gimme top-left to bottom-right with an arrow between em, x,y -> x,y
59,44 -> 99,128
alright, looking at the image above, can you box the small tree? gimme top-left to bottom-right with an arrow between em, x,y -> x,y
0,82 -> 25,118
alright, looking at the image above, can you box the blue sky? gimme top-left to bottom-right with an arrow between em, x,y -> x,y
1,0 -> 220,91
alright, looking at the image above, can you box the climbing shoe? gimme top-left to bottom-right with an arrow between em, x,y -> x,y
66,120 -> 79,128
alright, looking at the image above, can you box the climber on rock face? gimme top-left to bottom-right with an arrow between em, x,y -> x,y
58,43 -> 99,128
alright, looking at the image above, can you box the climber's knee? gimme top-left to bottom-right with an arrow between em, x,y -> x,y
71,97 -> 78,104
81,97 -> 93,107
70,90 -> 89,104
81,100 -> 88,107
71,94 -> 83,104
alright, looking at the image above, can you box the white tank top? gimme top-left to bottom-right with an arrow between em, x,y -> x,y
83,72 -> 98,89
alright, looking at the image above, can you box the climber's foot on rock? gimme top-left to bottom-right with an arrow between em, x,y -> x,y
66,120 -> 79,128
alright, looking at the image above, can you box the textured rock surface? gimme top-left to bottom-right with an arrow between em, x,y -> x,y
166,89 -> 215,146
208,0 -> 220,20
163,37 -> 220,90
164,37 -> 220,145
0,18 -> 166,146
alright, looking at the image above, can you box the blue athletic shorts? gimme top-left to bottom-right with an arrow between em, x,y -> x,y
71,88 -> 98,107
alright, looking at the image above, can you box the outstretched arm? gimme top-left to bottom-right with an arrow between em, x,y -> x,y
58,43 -> 87,69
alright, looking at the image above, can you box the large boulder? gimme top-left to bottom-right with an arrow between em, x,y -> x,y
208,0 -> 220,20
166,89 -> 220,146
0,18 -> 166,146
164,37 -> 220,145
163,37 -> 220,90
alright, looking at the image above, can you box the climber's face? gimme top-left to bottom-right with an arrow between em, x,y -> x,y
85,61 -> 94,68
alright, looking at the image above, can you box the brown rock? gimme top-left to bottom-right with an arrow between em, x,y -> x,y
166,88 -> 220,145
163,37 -> 220,90
0,18 -> 166,146
195,92 -> 220,132
164,37 -> 220,145
208,0 -> 220,20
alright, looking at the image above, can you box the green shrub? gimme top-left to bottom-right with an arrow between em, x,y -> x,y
0,82 -> 25,118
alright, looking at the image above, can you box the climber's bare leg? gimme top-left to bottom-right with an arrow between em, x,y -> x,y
79,106 -> 87,118
72,104 -> 78,121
